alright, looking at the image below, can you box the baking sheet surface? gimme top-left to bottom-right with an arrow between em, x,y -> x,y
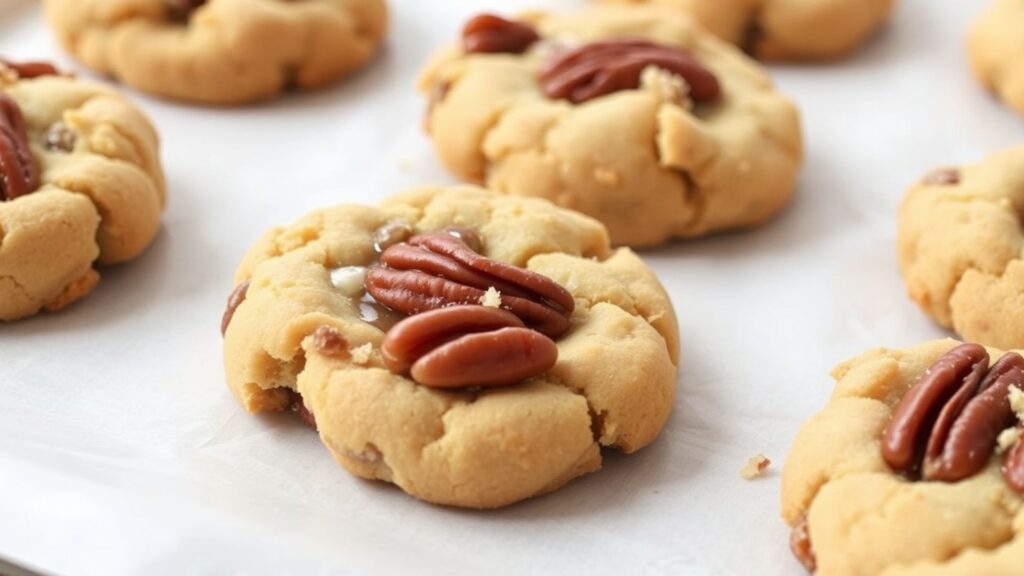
0,0 -> 1018,574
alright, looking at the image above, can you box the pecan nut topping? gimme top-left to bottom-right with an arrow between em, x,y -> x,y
882,343 -> 1024,489
365,229 -> 574,338
462,14 -> 540,55
220,280 -> 250,336
0,59 -> 60,80
381,305 -> 558,389
1002,427 -> 1024,493
789,516 -> 816,573
539,39 -> 722,105
0,93 -> 41,201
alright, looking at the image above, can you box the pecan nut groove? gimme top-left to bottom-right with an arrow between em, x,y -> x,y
540,39 -> 722,105
462,14 -> 540,55
381,306 -> 558,389
882,343 -> 1024,490
364,229 -> 574,338
0,93 -> 41,201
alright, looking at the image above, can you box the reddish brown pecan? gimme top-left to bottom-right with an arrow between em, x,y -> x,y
364,229 -> 574,338
381,306 -> 558,389
462,14 -> 540,55
0,59 -> 60,79
288,390 -> 317,431
922,167 -> 960,186
220,281 -> 250,336
1002,427 -> 1024,493
882,343 -> 1024,488
789,516 -> 816,573
539,39 -> 721,105
0,93 -> 40,201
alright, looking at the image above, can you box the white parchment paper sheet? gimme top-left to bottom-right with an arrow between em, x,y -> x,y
0,0 -> 1019,574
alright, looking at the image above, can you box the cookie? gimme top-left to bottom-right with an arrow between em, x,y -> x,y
418,7 -> 803,247
43,0 -> 388,105
601,0 -> 894,60
782,340 -> 1024,575
222,185 -> 680,509
0,61 -> 165,322
897,147 -> 1024,350
968,0 -> 1024,117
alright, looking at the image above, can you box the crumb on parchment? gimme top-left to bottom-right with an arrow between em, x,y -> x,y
741,454 -> 771,480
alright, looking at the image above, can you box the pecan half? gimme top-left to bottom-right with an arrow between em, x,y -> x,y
539,39 -> 721,105
0,93 -> 40,201
381,305 -> 558,389
220,280 -> 250,336
1002,427 -> 1024,493
789,516 -> 816,573
462,14 -> 540,55
883,344 -> 1024,486
364,229 -> 574,338
0,59 -> 59,80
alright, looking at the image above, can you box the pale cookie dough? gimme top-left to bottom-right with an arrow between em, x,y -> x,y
897,147 -> 1024,350
968,0 -> 1024,117
782,340 -> 1024,576
43,0 -> 388,105
419,7 -> 803,247
222,186 -> 680,509
602,0 -> 894,60
0,67 -> 165,322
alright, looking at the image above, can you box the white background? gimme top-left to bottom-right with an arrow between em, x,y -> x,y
0,0 -> 1019,574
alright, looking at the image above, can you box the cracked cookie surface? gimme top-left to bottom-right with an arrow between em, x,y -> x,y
222,186 -> 680,509
43,0 -> 388,105
0,68 -> 165,321
418,6 -> 802,247
601,0 -> 893,60
782,340 -> 1024,576
898,147 -> 1024,350
968,0 -> 1024,118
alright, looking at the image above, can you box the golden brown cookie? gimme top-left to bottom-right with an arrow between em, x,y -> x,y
968,0 -> 1024,117
419,7 -> 803,247
222,186 -> 680,509
897,147 -> 1024,350
602,0 -> 894,60
0,62 -> 165,321
43,0 -> 389,105
783,340 -> 1024,575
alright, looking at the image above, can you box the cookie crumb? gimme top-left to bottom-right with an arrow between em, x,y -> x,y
998,427 -> 1022,455
313,326 -> 349,357
480,287 -> 502,308
640,65 -> 691,109
741,454 -> 771,479
350,342 -> 373,365
1009,386 -> 1024,420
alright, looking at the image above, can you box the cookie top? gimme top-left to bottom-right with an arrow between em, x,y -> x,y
968,0 -> 1024,117
419,7 -> 803,247
43,0 -> 388,105
897,147 -> 1024,350
222,185 -> 680,508
782,340 -> 1024,575
602,0 -> 894,60
0,63 -> 165,321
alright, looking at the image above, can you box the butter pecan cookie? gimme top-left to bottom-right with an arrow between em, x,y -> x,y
602,0 -> 894,60
222,186 -> 680,509
418,7 -> 803,247
897,147 -> 1024,350
783,340 -> 1024,575
969,0 -> 1024,117
43,0 -> 388,105
0,61 -> 165,322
